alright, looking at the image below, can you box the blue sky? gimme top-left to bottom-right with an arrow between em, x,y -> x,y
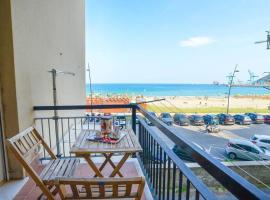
85,0 -> 270,84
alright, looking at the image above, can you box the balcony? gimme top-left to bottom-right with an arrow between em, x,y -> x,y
2,103 -> 270,199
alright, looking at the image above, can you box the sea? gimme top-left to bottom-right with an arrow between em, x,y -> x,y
86,83 -> 269,97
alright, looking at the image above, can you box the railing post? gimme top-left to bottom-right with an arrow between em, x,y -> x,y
51,69 -> 61,157
131,104 -> 137,134
53,116 -> 61,157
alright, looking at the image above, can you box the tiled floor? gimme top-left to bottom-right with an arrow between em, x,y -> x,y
1,157 -> 152,200
0,178 -> 28,200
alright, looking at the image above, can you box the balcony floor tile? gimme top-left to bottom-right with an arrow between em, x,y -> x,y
13,158 -> 151,200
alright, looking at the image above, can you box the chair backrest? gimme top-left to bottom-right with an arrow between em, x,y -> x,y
6,126 -> 57,200
55,177 -> 145,200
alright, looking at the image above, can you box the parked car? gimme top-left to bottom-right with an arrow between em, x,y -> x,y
159,112 -> 173,126
96,113 -> 101,123
245,113 -> 264,124
145,112 -> 157,126
173,142 -> 206,162
86,113 -> 95,122
264,115 -> 270,124
173,114 -> 190,126
189,115 -> 204,126
217,113 -> 235,125
203,114 -> 219,125
233,114 -> 252,125
225,139 -> 270,160
251,135 -> 270,150
113,114 -> 126,127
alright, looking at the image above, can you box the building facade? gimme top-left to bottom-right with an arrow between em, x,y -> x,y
0,0 -> 85,181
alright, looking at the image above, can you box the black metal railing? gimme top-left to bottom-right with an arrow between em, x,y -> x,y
33,103 -> 270,199
34,115 -> 101,158
137,115 -> 216,199
34,113 -> 130,158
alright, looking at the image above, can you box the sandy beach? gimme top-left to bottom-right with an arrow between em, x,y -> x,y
139,95 -> 270,114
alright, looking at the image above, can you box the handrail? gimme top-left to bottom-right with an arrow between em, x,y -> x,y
33,104 -> 134,110
136,104 -> 269,200
137,115 -> 217,199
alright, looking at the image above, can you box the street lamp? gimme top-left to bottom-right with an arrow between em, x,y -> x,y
226,65 -> 239,114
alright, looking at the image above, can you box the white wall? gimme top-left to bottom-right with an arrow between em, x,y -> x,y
11,0 -> 85,121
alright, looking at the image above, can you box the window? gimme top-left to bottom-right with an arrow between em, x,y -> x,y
250,147 -> 260,154
251,136 -> 258,140
260,139 -> 270,144
237,144 -> 251,152
163,113 -> 171,118
231,144 -> 241,149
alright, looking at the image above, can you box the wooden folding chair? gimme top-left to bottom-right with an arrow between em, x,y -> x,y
54,177 -> 145,200
6,127 -> 79,200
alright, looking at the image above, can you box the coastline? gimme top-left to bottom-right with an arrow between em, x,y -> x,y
142,95 -> 270,114
86,94 -> 270,114
87,83 -> 270,97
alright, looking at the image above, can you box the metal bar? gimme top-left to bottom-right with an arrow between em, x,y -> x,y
137,115 -> 216,199
136,105 -> 269,200
147,129 -> 150,176
74,118 -> 77,138
136,98 -> 166,104
186,180 -> 190,200
167,157 -> 171,200
162,152 -> 166,200
33,104 -> 134,110
155,142 -> 159,195
40,119 -> 46,158
80,117 -> 83,130
150,135 -> 153,185
87,115 -> 90,130
195,190 -> 200,200
142,126 -> 146,164
158,146 -> 162,200
50,69 -> 61,157
94,115 -> 96,130
178,171 -> 183,200
68,118 -> 71,156
48,119 -> 52,148
172,163 -> 176,200
153,139 -> 156,192
131,105 -> 136,134
61,118 -> 65,157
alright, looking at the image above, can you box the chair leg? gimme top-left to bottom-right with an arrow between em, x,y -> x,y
37,193 -> 44,200
37,185 -> 53,200
60,185 -> 67,197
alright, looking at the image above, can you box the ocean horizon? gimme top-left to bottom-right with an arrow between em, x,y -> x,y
85,83 -> 270,97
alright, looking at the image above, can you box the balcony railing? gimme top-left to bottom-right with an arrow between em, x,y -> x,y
33,103 -> 269,199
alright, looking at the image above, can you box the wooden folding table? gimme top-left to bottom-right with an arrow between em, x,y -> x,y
70,128 -> 142,177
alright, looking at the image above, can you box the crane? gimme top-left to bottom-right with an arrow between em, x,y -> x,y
247,70 -> 258,85
255,31 -> 270,50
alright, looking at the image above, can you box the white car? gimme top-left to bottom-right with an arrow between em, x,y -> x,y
251,135 -> 270,151
225,138 -> 270,160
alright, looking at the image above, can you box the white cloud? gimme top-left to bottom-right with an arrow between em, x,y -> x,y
179,36 -> 216,47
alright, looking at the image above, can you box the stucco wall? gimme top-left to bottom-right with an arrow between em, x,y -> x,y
0,0 -> 85,179
11,0 -> 85,120
0,0 -> 23,179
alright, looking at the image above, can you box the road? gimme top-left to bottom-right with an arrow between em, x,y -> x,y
151,123 -> 270,161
